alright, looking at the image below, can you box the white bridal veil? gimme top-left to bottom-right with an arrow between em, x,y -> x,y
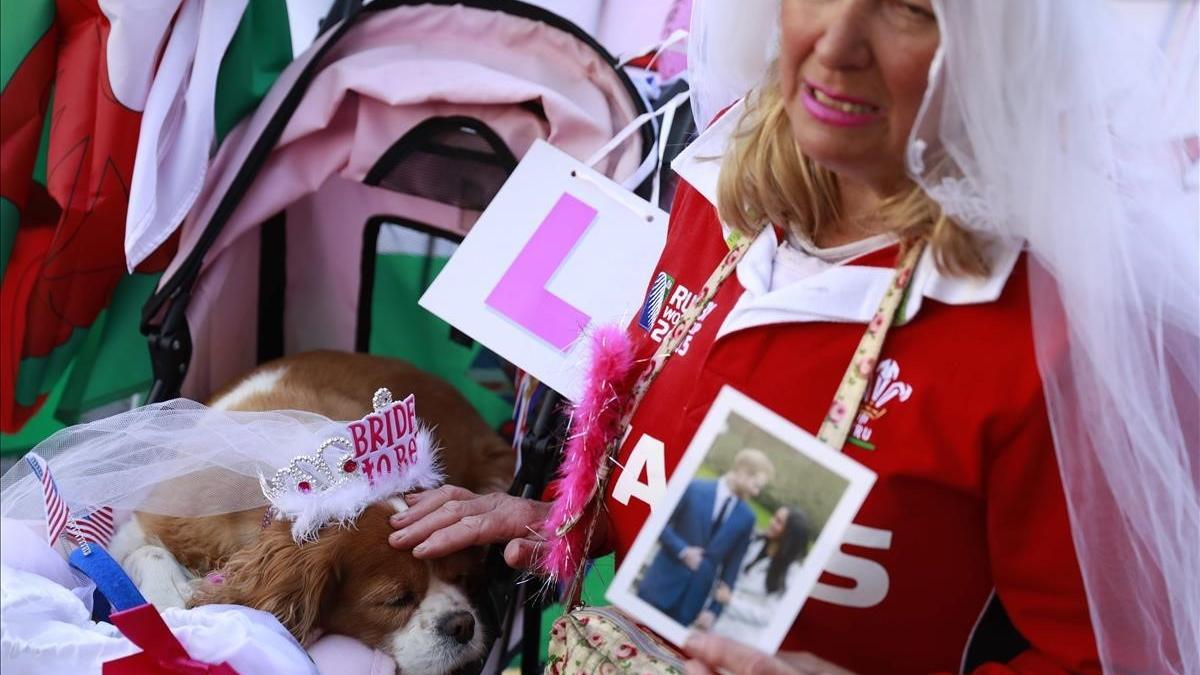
0,401 -> 343,522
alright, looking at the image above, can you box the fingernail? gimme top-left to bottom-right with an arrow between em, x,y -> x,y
390,513 -> 407,525
412,542 -> 427,556
392,528 -> 408,540
404,493 -> 420,503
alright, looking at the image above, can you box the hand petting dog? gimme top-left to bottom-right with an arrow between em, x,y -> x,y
388,485 -> 551,569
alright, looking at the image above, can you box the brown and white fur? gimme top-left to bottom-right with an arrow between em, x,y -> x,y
108,351 -> 515,674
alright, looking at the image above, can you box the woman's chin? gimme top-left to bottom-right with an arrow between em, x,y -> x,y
787,114 -> 903,185
800,147 -> 885,186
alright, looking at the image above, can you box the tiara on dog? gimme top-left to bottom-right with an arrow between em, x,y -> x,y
260,388 -> 444,542
261,435 -> 359,501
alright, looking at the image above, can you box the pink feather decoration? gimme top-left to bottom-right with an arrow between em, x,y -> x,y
538,325 -> 639,584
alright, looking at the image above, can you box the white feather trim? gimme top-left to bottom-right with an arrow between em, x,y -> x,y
262,424 -> 444,542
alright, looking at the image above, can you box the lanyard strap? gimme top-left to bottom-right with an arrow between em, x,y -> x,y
620,233 -> 923,453
617,231 -> 756,433
558,232 -> 755,540
560,231 -> 924,543
600,232 -> 924,486
817,240 -> 922,450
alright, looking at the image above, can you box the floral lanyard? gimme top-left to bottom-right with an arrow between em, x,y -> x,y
556,228 -> 925,587
620,228 -> 923,456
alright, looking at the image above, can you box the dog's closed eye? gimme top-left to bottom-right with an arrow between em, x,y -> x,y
384,592 -> 417,608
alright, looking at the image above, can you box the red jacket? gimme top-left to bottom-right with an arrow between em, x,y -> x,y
602,161 -> 1099,672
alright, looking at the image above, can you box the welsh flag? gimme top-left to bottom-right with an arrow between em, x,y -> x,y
0,0 -> 300,446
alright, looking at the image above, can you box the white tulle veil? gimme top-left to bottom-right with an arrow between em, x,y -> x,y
1,401 -> 336,523
689,1 -> 1199,672
1,399 -> 444,544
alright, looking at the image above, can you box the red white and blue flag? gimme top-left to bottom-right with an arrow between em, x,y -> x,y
74,505 -> 116,545
24,453 -> 67,543
23,452 -> 114,546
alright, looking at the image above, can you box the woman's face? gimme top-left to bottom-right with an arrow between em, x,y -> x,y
778,0 -> 939,194
767,508 -> 789,538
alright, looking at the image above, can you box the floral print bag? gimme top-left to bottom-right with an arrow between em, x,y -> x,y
546,606 -> 686,674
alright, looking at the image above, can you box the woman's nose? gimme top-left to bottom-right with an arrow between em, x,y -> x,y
813,0 -> 873,71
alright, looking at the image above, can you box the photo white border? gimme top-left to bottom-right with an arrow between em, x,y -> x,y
606,385 -> 877,652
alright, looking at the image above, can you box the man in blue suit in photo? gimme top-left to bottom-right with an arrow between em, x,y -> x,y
638,448 -> 775,629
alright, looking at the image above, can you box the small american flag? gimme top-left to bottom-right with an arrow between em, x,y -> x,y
24,452 -> 114,546
25,453 -> 68,544
74,505 -> 115,545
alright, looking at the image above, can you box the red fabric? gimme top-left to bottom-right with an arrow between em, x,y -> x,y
0,0 -> 175,432
0,26 -> 57,217
603,180 -> 1100,674
104,604 -> 238,674
1,223 -> 55,425
0,24 -> 59,431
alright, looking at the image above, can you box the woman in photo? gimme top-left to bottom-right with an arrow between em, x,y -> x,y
711,507 -> 811,638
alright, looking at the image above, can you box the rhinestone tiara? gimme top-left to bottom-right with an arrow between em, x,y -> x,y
261,387 -> 395,500
260,388 -> 446,542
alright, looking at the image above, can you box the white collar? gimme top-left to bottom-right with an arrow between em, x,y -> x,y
714,478 -> 734,519
672,99 -> 1024,331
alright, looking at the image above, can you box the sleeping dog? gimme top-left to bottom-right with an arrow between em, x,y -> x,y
108,351 -> 515,674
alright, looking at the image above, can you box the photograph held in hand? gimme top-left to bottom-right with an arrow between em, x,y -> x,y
607,386 -> 876,653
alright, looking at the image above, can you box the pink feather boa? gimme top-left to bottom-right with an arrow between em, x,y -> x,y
538,325 -> 639,584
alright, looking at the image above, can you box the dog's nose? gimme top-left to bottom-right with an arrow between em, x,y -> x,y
436,610 -> 476,644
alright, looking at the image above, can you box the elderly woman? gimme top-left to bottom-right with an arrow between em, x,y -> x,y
390,1 -> 1198,673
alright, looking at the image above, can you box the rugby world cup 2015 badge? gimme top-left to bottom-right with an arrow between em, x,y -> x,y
638,271 -> 675,331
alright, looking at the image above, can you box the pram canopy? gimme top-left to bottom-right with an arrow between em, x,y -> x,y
141,0 -> 654,420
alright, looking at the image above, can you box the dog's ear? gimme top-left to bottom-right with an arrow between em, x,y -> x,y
188,522 -> 339,643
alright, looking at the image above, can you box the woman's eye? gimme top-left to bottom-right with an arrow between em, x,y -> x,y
888,0 -> 935,21
385,592 -> 416,608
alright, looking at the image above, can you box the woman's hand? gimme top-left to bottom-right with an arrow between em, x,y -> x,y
388,486 -> 549,569
683,633 -> 856,675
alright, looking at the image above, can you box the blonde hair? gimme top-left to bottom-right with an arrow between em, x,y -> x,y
732,448 -> 775,478
715,68 -> 990,277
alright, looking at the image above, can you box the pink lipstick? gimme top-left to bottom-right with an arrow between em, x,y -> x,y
800,81 -> 881,128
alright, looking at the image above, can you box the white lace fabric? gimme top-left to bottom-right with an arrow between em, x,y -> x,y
910,5 -> 1199,669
